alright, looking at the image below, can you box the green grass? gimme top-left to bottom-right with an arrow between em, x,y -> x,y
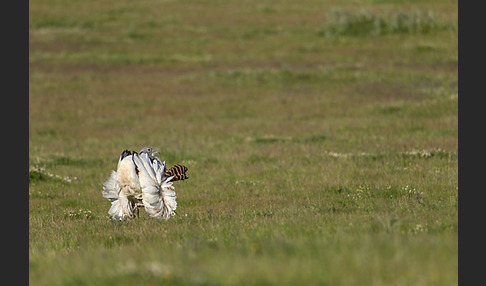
29,0 -> 457,285
318,8 -> 456,37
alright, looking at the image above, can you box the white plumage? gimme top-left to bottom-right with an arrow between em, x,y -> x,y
102,148 -> 180,221
135,152 -> 177,219
102,170 -> 134,219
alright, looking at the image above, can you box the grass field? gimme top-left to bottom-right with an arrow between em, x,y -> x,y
29,0 -> 458,285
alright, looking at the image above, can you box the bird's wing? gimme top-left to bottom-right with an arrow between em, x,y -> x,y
134,153 -> 158,182
116,154 -> 142,199
160,178 -> 177,219
102,170 -> 120,202
108,191 -> 134,220
151,157 -> 177,219
151,157 -> 167,184
142,176 -> 176,220
133,153 -> 165,218
134,153 -> 177,219
102,170 -> 134,220
117,150 -> 132,172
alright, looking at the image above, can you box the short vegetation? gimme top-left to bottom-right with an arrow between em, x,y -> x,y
29,0 -> 457,285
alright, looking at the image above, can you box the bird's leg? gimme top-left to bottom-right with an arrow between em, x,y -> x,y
134,206 -> 139,219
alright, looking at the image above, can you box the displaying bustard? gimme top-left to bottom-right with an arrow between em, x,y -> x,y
102,147 -> 188,221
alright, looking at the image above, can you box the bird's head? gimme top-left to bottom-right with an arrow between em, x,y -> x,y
140,146 -> 159,156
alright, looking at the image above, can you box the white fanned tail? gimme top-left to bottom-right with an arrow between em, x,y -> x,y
102,170 -> 134,220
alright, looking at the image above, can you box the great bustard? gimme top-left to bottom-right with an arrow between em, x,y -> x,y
102,147 -> 186,221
